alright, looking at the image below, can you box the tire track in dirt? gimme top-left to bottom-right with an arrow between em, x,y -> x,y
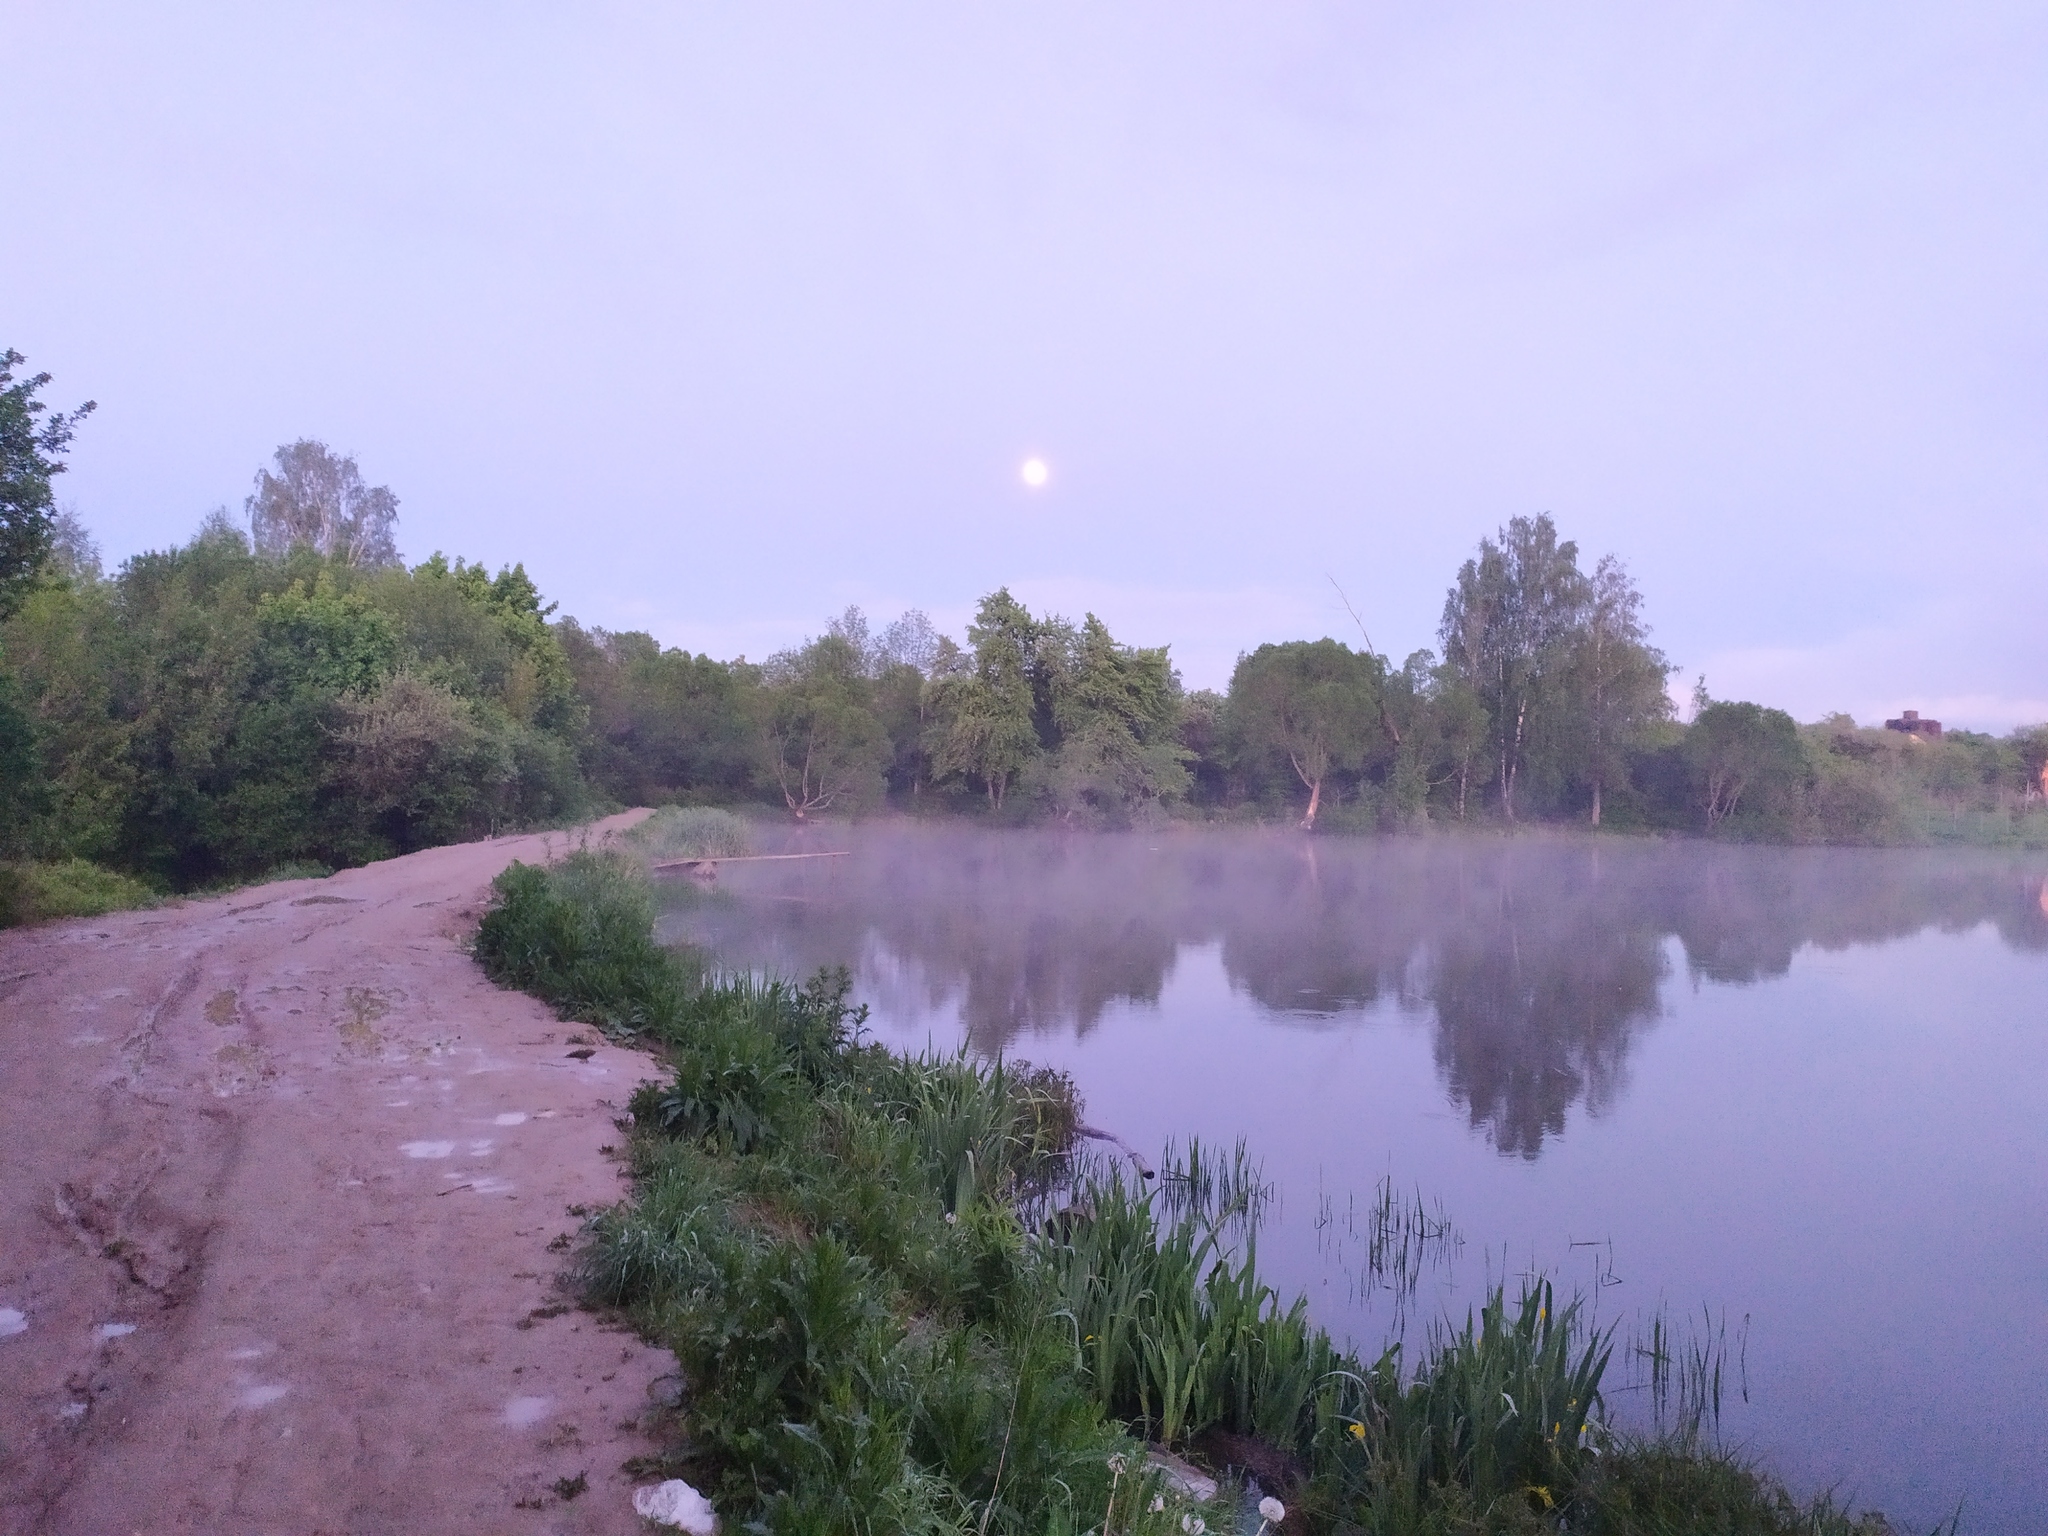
0,815 -> 676,1535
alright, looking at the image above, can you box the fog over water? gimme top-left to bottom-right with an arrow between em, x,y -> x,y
660,826 -> 2048,1532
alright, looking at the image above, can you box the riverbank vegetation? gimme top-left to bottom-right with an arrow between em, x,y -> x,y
6,352 -> 2046,923
474,849 -> 1900,1535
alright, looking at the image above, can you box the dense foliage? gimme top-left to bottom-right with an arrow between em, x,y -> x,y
1,519 -> 586,884
0,349 -> 96,622
475,852 -> 1900,1535
6,350 -> 2046,907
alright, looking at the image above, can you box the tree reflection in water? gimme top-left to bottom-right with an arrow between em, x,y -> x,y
661,827 -> 2048,1159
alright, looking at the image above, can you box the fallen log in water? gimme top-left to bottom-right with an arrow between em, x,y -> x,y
649,850 -> 852,875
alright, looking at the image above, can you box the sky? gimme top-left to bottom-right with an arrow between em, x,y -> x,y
8,3 -> 2046,729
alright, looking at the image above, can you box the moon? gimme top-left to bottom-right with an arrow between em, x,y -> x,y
1019,456 -> 1050,489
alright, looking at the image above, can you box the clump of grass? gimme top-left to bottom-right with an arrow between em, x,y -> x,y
1321,1280 -> 1612,1527
240,860 -> 336,886
630,805 -> 753,862
0,859 -> 160,927
1578,1443 -> 1905,1536
473,851 -> 697,1036
1621,1304 -> 1748,1446
479,855 -> 1905,1536
1157,1135 -> 1273,1234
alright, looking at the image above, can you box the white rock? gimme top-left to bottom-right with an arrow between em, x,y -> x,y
1145,1447 -> 1218,1502
633,1478 -> 718,1533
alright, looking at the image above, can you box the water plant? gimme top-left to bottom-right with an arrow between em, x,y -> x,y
629,805 -> 754,862
479,854 -> 1906,1535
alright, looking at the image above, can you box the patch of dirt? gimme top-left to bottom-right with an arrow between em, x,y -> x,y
337,985 -> 391,1056
0,813 -> 673,1535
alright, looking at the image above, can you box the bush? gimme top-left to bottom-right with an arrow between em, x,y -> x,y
472,850 -> 693,1036
0,858 -> 158,927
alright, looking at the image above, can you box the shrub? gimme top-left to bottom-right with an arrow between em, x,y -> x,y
0,858 -> 158,926
472,850 -> 692,1035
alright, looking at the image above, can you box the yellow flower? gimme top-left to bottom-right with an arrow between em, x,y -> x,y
1526,1485 -> 1555,1510
1348,1422 -> 1366,1442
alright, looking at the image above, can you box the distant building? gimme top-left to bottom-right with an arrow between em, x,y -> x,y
1884,709 -> 1942,740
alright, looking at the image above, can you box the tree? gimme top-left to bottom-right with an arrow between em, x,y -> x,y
557,622 -> 758,804
0,559 -> 133,861
759,633 -> 886,819
246,440 -> 401,568
1038,614 -> 1190,821
876,609 -> 941,675
1,350 -> 95,619
1226,639 -> 1382,828
329,671 -> 507,847
928,588 -> 1043,810
1439,514 -> 1589,820
2015,726 -> 2048,803
1559,555 -> 1672,826
254,575 -> 398,697
1179,688 -> 1230,806
1686,698 -> 1807,829
0,670 -> 42,855
1373,649 -> 1487,825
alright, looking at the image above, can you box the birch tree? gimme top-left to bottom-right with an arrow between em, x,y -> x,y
247,440 -> 401,568
1560,555 -> 1672,825
1438,514 -> 1589,820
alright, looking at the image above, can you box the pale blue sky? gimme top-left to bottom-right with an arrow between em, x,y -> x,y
9,4 -> 2046,727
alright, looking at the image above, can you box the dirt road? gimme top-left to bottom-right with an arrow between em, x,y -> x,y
0,816 -> 680,1535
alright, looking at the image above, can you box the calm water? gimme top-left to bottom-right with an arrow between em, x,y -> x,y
658,825 -> 2048,1533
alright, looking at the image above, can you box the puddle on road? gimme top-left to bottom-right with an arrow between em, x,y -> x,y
401,1141 -> 456,1159
503,1395 -> 553,1427
0,1307 -> 27,1337
494,1112 -> 527,1126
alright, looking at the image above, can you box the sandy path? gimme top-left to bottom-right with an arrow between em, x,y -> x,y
0,815 -> 681,1536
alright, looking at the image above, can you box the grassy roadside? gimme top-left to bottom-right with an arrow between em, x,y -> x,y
0,858 -> 160,927
0,856 -> 337,928
475,850 -> 1905,1536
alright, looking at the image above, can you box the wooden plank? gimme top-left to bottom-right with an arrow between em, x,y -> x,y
648,850 -> 852,872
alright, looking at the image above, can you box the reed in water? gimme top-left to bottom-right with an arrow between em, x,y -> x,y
477,850 -> 1903,1535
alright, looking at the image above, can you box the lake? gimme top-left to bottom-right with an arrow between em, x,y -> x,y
657,824 -> 2048,1533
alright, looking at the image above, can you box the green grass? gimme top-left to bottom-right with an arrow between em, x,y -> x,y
476,852 -> 1910,1536
629,805 -> 755,861
0,858 -> 160,927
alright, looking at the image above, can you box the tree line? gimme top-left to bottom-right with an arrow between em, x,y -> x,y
5,354 -> 2047,894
